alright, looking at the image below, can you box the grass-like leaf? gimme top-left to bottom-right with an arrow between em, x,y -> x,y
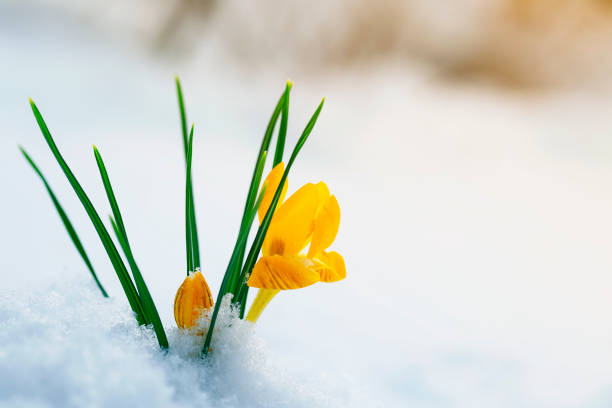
19,146 -> 109,298
229,84 -> 292,290
273,81 -> 292,166
233,98 -> 325,311
239,85 -> 289,235
234,82 -> 291,315
29,99 -> 147,325
185,124 -> 196,273
93,146 -> 169,349
176,77 -> 201,270
202,182 -> 268,355
227,151 -> 268,294
204,97 -> 325,355
238,76 -> 288,309
175,76 -> 189,159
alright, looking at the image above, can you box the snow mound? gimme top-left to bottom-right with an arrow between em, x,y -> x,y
0,276 -> 350,408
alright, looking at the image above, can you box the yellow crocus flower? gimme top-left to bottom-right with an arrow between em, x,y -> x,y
246,163 -> 346,322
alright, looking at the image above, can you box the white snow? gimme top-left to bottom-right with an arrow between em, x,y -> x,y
0,274 -> 374,407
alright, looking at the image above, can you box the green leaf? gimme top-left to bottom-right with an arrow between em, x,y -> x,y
233,98 -> 325,308
109,215 -> 121,243
239,85 -> 288,233
19,146 -> 108,298
204,96 -> 325,355
94,145 -> 168,349
238,81 -> 292,317
202,182 -> 268,355
176,78 -> 201,270
185,124 -> 195,273
29,99 -> 147,325
230,85 -> 291,290
237,285 -> 249,318
273,81 -> 292,166
189,187 -> 200,269
227,150 -> 267,295
175,76 -> 189,159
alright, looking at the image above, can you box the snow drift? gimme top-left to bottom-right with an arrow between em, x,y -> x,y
0,273 -> 372,408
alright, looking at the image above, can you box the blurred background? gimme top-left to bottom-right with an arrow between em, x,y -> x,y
3,0 -> 612,407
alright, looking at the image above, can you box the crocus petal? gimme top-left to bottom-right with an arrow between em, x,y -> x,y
307,195 -> 340,258
247,255 -> 320,289
258,162 -> 288,223
174,271 -> 214,329
262,183 -> 319,256
313,251 -> 346,283
314,181 -> 330,213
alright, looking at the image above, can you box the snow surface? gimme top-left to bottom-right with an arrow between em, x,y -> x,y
0,275 -> 371,408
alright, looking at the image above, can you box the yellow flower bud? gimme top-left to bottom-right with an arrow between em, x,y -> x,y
174,270 -> 214,329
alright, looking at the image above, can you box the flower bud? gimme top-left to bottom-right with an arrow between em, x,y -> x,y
174,270 -> 214,329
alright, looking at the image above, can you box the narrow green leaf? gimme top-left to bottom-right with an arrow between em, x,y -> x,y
176,78 -> 201,269
235,182 -> 269,316
202,182 -> 267,355
231,83 -> 293,316
273,81 -> 292,166
239,86 -> 287,230
110,215 -> 169,349
185,125 -> 195,274
204,97 -> 325,355
19,146 -> 109,298
29,99 -> 147,325
204,89 -> 319,355
227,150 -> 268,295
232,84 -> 292,316
109,215 -> 121,244
93,147 -> 130,255
94,146 -> 168,349
231,86 -> 289,291
237,285 -> 249,318
233,98 -> 325,307
188,161 -> 200,269
175,76 -> 189,159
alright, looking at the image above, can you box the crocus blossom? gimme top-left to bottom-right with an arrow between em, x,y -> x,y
246,163 -> 346,322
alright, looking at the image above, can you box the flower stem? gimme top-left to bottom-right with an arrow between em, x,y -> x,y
245,289 -> 280,323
